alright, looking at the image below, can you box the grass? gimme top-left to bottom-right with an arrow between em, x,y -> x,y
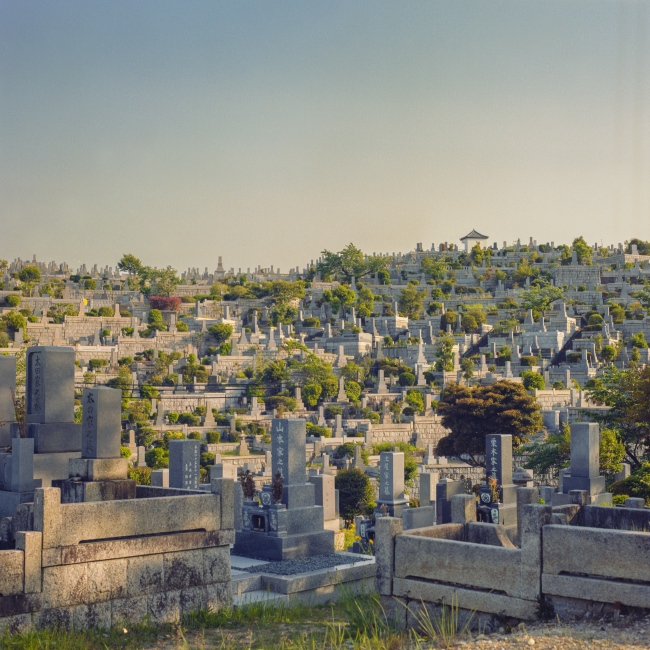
0,590 -> 476,649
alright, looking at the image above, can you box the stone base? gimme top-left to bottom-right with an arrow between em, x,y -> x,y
563,475 -> 606,496
68,458 -> 128,481
34,452 -> 82,487
375,498 -> 409,518
56,479 -> 137,503
0,490 -> 34,518
233,529 -> 335,561
26,423 -> 81,453
497,503 -> 518,527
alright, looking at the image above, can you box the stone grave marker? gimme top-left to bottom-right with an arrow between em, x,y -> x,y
169,439 -> 201,490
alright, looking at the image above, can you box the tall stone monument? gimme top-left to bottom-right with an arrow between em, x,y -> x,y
375,451 -> 410,517
0,356 -> 16,448
484,434 -> 517,526
233,418 -> 335,560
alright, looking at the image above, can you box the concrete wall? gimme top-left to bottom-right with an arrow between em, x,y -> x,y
0,481 -> 234,633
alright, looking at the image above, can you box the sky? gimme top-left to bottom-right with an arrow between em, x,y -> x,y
1,1 -> 650,274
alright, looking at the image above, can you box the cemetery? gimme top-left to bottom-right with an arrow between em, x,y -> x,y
0,236 -> 650,641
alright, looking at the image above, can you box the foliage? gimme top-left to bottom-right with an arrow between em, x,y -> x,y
436,381 -> 542,465
344,380 -> 362,403
206,431 -> 221,444
127,467 -> 152,485
521,370 -> 545,391
434,333 -> 455,371
18,265 -> 41,284
88,358 -> 108,370
405,389 -> 424,413
525,423 -> 624,480
586,365 -> 650,468
145,447 -> 169,469
148,296 -> 182,312
271,472 -> 284,503
240,470 -> 257,499
207,323 -> 234,344
305,422 -> 332,437
302,382 -> 323,407
397,285 -> 425,319
519,286 -> 564,315
398,371 -> 415,386
5,295 -> 20,307
335,468 -> 375,523
317,243 -> 387,282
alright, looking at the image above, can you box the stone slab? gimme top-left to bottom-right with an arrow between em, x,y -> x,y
27,423 -> 81,454
68,458 -> 128,481
233,529 -> 335,561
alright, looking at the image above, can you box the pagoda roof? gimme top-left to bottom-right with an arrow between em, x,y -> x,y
460,229 -> 489,241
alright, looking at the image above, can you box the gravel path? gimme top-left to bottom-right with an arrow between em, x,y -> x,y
240,553 -> 369,576
456,615 -> 650,649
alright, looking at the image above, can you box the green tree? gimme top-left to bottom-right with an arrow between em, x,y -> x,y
586,366 -> 650,468
344,380 -> 362,403
335,468 -> 375,523
18,265 -> 41,284
317,243 -> 387,282
460,358 -> 474,382
519,286 -> 564,317
302,382 -> 322,407
630,332 -> 648,349
405,389 -> 424,413
572,236 -> 593,265
521,370 -> 545,391
436,381 -> 542,465
434,333 -> 455,372
207,323 -> 233,345
398,286 -> 425,319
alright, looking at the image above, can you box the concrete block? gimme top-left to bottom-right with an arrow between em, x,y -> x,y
68,458 -> 128,481
211,478 -> 234,531
163,549 -> 204,590
205,581 -> 231,611
41,564 -> 88,609
110,596 -> 148,625
15,531 -> 42,593
0,613 -> 31,635
150,468 -> 169,487
87,558 -> 127,603
147,590 -> 181,624
451,494 -> 476,524
0,550 -> 24,596
33,606 -> 73,630
203,545 -> 230,585
33,488 -> 62,549
375,516 -> 402,596
126,555 -> 163,596
72,601 -> 112,630
402,506 -> 435,530
180,585 -> 207,616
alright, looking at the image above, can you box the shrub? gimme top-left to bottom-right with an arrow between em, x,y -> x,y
188,431 -> 202,440
521,370 -> 545,391
5,295 -> 20,307
519,355 -> 539,367
265,395 -> 297,412
205,431 -> 221,444
145,447 -> 169,469
610,474 -> 650,504
127,467 -> 152,485
306,422 -> 332,438
176,321 -> 189,332
177,413 -> 201,426
167,411 -> 179,424
398,372 -> 415,387
88,358 -> 109,370
98,306 -> 114,317
302,317 -> 320,327
120,446 -> 131,459
324,406 -> 342,419
335,468 -> 375,523
149,296 -> 182,311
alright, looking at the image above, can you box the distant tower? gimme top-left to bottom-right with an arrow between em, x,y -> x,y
460,229 -> 489,253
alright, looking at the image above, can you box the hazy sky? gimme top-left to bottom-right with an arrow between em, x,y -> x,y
2,1 -> 650,273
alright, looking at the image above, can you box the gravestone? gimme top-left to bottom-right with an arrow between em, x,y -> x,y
0,437 -> 35,517
562,422 -> 608,503
169,439 -> 201,490
485,434 -> 517,526
376,451 -> 409,517
0,356 -> 16,448
233,418 -> 335,560
151,468 -> 169,487
24,347 -> 82,486
436,478 -> 465,524
82,387 -> 121,459
419,470 -> 439,510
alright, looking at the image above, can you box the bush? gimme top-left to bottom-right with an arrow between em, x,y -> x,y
306,422 -> 332,438
188,431 -> 202,440
120,446 -> 131,459
324,406 -> 342,419
127,467 -> 152,485
98,306 -> 114,317
5,295 -> 20,307
552,381 -> 565,390
519,355 -> 539,367
145,447 -> 169,469
205,431 -> 221,444
176,321 -> 189,332
521,370 -> 545,391
335,468 -> 375,523
177,413 -> 201,426
265,395 -> 297,412
398,372 -> 415,387
149,296 -> 182,311
302,317 -> 320,327
167,411 -> 179,424
88,358 -> 109,370
610,475 -> 650,504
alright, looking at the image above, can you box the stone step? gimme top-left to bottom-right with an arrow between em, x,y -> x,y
231,572 -> 263,595
232,589 -> 289,607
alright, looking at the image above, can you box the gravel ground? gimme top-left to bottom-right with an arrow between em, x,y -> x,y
455,615 -> 650,649
240,553 -> 369,575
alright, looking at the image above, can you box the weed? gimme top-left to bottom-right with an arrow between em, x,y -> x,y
405,595 -> 474,648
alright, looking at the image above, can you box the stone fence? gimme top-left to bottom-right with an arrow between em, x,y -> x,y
376,491 -> 650,627
0,480 -> 234,632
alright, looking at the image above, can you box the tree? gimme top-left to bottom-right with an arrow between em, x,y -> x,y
586,366 -> 650,469
571,236 -> 592,265
525,423 -> 624,480
436,381 -> 542,466
398,286 -> 425,319
405,389 -> 424,413
344,380 -> 362,403
521,370 -> 545,391
461,358 -> 474,382
207,323 -> 233,344
434,333 -> 455,372
335,468 -> 375,523
18,266 -> 41,284
317,243 -> 387,282
630,332 -> 648,349
302,382 -> 322,407
519,286 -> 564,317
601,345 -> 618,363
118,253 -> 143,276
